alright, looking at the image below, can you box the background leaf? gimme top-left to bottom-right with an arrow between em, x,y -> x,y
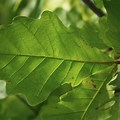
103,0 -> 120,53
0,96 -> 34,120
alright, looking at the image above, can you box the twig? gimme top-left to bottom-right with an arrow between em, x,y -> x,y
82,0 -> 105,17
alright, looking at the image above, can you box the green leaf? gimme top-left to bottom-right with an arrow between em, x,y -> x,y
93,0 -> 103,8
103,0 -> 120,53
79,24 -> 108,49
109,96 -> 120,120
35,65 -> 115,120
0,96 -> 34,120
0,11 -> 114,105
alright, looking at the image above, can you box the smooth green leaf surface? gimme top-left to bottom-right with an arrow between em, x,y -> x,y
108,67 -> 120,120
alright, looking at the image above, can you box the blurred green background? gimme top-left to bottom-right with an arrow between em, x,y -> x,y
0,0 -> 104,27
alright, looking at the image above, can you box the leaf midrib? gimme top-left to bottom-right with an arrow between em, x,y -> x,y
0,53 -> 116,64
